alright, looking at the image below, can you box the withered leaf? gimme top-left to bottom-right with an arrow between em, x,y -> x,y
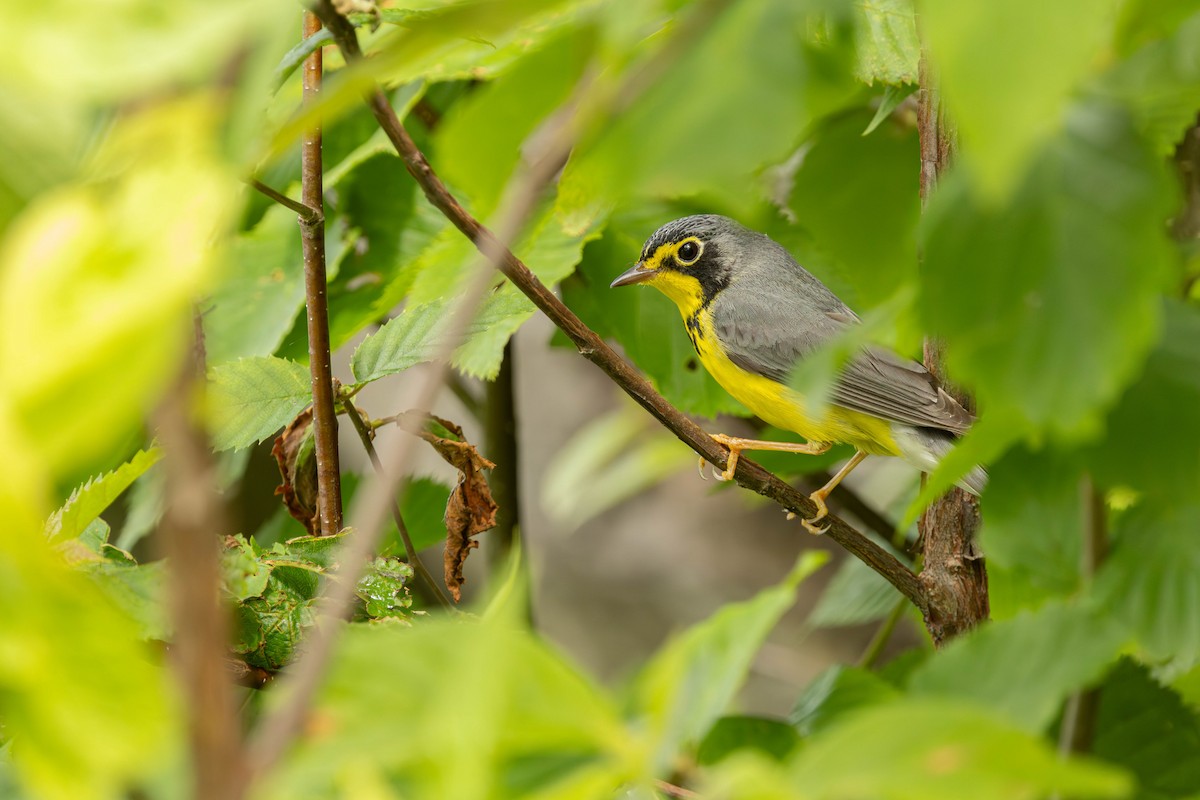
272,407 -> 320,536
416,415 -> 496,602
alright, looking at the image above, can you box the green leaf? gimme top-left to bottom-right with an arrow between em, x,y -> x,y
790,700 -> 1132,799
852,0 -> 919,85
919,0 -> 1120,199
1097,10 -> 1200,155
862,83 -> 916,135
44,447 -> 161,542
558,0 -> 859,225
355,557 -> 414,620
1093,501 -> 1200,668
435,25 -> 594,215
696,716 -> 801,766
267,619 -> 628,799
352,210 -> 598,383
630,551 -> 829,772
790,665 -> 899,737
977,446 -> 1086,617
808,551 -> 902,628
397,476 -> 455,553
0,99 -> 234,481
80,560 -> 170,642
1088,301 -> 1200,499
1094,659 -> 1200,800
921,103 -> 1175,441
788,108 -> 920,308
541,406 -> 692,531
204,205 -> 306,365
908,601 -> 1127,732
208,356 -> 311,451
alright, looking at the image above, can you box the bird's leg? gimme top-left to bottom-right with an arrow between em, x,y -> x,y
704,434 -> 832,482
801,449 -> 869,535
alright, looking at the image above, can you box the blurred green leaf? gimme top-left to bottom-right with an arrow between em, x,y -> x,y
355,557 -> 415,620
631,550 -> 829,772
204,205 -> 306,365
1098,10 -> 1200,155
908,601 -> 1127,732
0,532 -> 175,800
558,0 -> 859,226
44,447 -> 161,542
790,665 -> 899,737
808,550 -> 902,628
208,356 -> 311,451
921,103 -> 1175,441
977,447 -> 1085,617
0,98 -> 234,479
435,25 -> 594,215
1088,301 -> 1200,499
80,559 -> 171,643
696,715 -> 801,765
852,0 -> 919,85
265,619 -> 631,799
541,406 -> 692,530
790,700 -> 1131,799
1094,659 -> 1200,800
919,0 -> 1119,199
789,108 -> 920,308
1093,501 -> 1200,668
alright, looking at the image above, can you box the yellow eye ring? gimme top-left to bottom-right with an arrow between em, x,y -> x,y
676,237 -> 703,266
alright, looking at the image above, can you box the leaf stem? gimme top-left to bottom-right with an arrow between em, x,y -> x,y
341,398 -> 452,609
857,597 -> 908,669
247,178 -> 321,224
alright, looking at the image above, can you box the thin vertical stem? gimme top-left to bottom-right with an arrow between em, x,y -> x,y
157,311 -> 246,800
915,53 -> 988,646
300,11 -> 343,535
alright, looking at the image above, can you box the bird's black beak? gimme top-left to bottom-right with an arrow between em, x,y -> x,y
610,262 -> 656,288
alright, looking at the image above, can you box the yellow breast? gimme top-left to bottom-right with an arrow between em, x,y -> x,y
689,306 -> 901,457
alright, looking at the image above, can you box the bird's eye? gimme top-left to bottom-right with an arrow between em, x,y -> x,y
676,239 -> 702,265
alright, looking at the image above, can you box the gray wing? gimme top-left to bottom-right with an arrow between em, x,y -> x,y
712,286 -> 973,436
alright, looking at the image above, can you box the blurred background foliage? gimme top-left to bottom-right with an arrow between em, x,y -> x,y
1,0 -> 1199,798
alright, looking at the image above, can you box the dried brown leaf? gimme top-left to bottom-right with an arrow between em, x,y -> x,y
416,416 -> 496,603
272,407 -> 320,536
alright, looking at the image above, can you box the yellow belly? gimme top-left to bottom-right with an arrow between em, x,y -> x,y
691,309 -> 901,457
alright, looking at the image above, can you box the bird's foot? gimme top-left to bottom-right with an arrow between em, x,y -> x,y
800,491 -> 831,535
709,434 -> 741,481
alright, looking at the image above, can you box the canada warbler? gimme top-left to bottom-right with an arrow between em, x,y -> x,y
610,214 -> 984,534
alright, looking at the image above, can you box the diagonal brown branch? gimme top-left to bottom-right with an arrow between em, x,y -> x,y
309,0 -> 924,611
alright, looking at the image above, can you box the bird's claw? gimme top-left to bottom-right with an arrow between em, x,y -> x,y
801,515 -> 830,535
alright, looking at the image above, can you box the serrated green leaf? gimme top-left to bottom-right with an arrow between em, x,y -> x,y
1093,502 -> 1200,668
630,551 -> 829,772
790,700 -> 1131,799
80,560 -> 170,642
909,601 -> 1127,732
696,716 -> 800,766
208,356 -> 311,451
919,0 -> 1120,199
853,0 -> 919,85
789,665 -> 899,737
921,103 -> 1175,441
45,447 -> 161,542
1094,659 -> 1200,800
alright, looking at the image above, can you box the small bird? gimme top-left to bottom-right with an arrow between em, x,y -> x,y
610,214 -> 984,533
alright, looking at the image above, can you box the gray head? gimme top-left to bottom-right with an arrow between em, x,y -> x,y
609,214 -> 800,308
